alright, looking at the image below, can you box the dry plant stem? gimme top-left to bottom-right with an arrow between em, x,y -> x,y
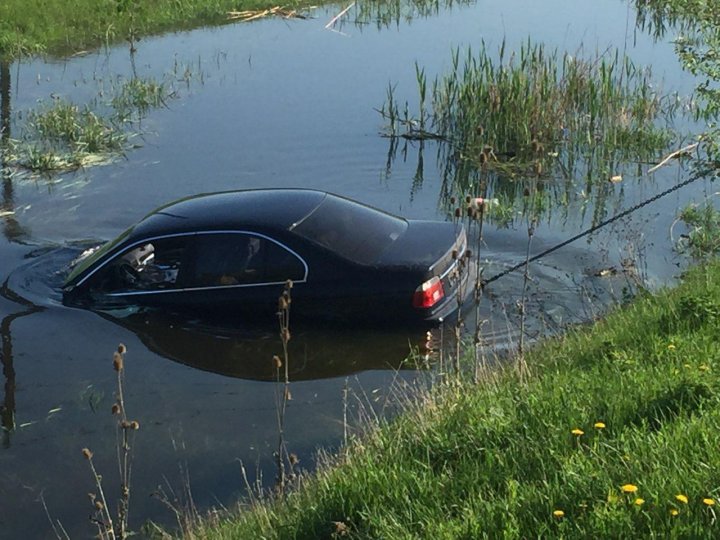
343,377 -> 349,452
88,455 -> 115,540
40,491 -> 70,540
115,369 -> 131,539
647,142 -> 699,174
274,281 -> 293,493
518,219 -> 536,375
473,181 -> 488,383
325,2 -> 355,28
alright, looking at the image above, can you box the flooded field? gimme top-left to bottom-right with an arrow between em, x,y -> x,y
0,1 -> 712,537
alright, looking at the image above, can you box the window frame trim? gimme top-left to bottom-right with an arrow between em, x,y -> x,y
75,230 -> 309,296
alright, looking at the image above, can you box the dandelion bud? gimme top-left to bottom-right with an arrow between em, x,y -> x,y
278,296 -> 288,311
282,329 -> 291,343
483,145 -> 493,155
112,351 -> 124,372
452,249 -> 458,260
531,139 -> 539,153
289,453 -> 299,465
478,152 -> 487,164
285,279 -> 293,289
95,500 -> 104,511
284,388 -> 292,401
465,195 -> 472,204
465,249 -> 472,259
523,187 -> 530,197
117,343 -> 127,355
130,421 -> 140,430
273,355 -> 282,369
121,420 -> 132,429
88,493 -> 96,503
111,403 -> 121,415
82,448 -> 93,460
449,196 -> 456,205
454,207 -> 461,218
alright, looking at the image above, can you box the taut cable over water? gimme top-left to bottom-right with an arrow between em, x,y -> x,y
481,148 -> 703,288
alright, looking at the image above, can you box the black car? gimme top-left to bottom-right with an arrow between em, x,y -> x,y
62,189 -> 471,324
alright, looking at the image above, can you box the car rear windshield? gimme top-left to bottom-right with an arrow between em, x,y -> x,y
290,195 -> 408,265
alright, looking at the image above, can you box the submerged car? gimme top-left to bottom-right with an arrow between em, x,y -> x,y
62,189 -> 471,324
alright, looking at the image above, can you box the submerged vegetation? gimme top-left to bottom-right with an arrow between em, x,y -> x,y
194,259 -> 720,539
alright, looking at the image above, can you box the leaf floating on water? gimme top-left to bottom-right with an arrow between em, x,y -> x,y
47,407 -> 62,415
19,421 -> 37,428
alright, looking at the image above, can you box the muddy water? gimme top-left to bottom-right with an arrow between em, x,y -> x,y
0,2 -> 709,537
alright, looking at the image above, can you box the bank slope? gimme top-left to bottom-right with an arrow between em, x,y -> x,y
200,260 -> 720,539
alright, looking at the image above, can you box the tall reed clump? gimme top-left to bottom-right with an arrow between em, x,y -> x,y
380,41 -> 680,221
82,344 -> 139,540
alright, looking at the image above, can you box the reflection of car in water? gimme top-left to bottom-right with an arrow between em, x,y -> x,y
97,310 -> 426,382
62,189 -> 471,324
2,245 -> 428,393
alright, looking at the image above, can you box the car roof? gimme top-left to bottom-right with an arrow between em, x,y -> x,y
130,189 -> 327,239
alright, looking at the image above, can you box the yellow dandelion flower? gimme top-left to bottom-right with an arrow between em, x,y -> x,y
670,508 -> 679,516
594,422 -> 606,429
703,498 -> 715,506
634,498 -> 645,506
553,510 -> 565,518
667,343 -> 676,350
621,484 -> 639,493
676,494 -> 689,504
571,428 -> 584,436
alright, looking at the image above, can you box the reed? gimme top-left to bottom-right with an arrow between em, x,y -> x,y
381,41 -> 680,224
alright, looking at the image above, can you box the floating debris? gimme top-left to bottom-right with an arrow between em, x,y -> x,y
227,6 -> 310,22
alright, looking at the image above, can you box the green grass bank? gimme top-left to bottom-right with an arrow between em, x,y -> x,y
0,0 -> 326,58
195,260 -> 720,539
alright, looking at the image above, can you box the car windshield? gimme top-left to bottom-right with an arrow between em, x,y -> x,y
290,195 -> 408,265
64,227 -> 133,285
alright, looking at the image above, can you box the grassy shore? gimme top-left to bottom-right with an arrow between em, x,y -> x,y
0,0 -> 326,58
193,260 -> 720,539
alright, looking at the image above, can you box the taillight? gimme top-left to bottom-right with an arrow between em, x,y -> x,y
412,276 -> 445,308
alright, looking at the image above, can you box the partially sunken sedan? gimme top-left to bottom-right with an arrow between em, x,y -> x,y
62,189 -> 470,324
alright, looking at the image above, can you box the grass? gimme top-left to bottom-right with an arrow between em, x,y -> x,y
0,0 -> 327,58
186,259 -> 720,539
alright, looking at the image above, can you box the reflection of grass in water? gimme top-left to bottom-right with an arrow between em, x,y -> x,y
381,41 -> 682,225
6,77 -> 167,173
353,0 -> 476,28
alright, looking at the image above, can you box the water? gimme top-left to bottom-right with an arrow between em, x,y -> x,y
0,2 -> 710,537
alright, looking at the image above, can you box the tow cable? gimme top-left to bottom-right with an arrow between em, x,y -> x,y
480,165 -> 707,288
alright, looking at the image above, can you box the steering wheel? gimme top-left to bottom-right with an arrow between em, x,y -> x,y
118,263 -> 140,285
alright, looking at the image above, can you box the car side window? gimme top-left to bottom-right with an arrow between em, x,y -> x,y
176,233 -> 305,288
85,236 -> 189,294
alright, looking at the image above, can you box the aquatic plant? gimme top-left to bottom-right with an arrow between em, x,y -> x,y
676,202 -> 720,258
380,41 -> 681,225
